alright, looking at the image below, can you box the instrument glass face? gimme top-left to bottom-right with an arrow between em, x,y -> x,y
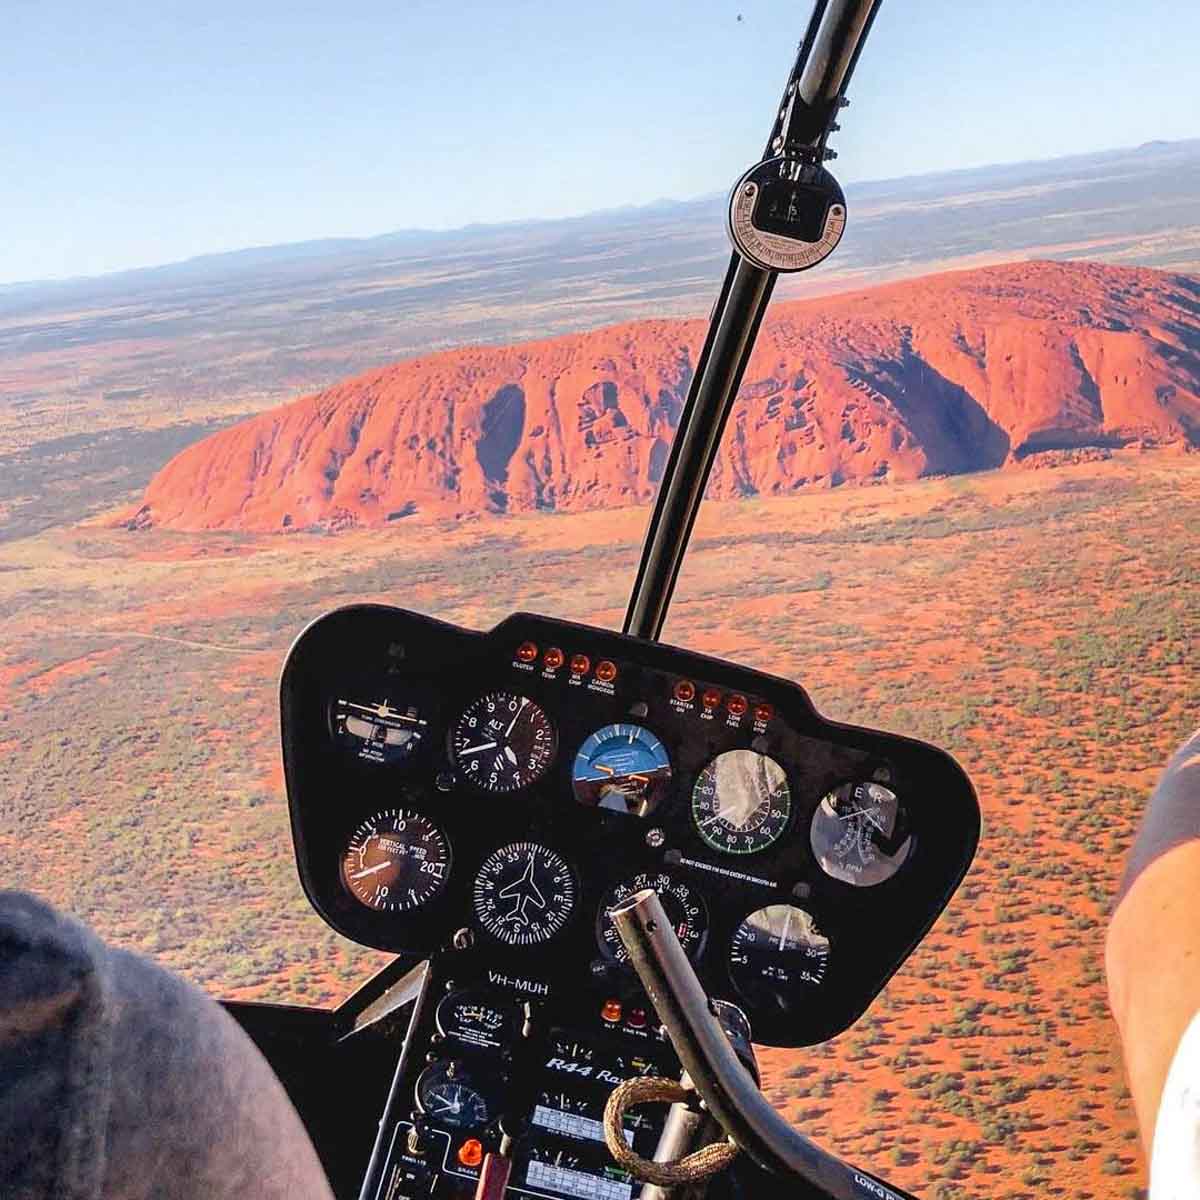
729,903 -> 830,1013
338,808 -> 451,912
810,780 -> 913,886
572,723 -> 672,816
472,842 -> 576,946
331,695 -> 427,765
435,988 -> 521,1052
691,749 -> 792,855
414,1061 -> 491,1130
596,870 -> 708,964
451,691 -> 556,792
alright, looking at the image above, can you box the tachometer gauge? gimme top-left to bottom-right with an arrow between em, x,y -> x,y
810,780 -> 912,886
573,724 -> 672,816
692,749 -> 791,855
729,904 -> 829,1013
415,1061 -> 492,1130
451,692 -> 555,792
436,989 -> 521,1052
339,808 -> 451,912
472,842 -> 576,945
331,696 -> 426,765
597,871 -> 708,964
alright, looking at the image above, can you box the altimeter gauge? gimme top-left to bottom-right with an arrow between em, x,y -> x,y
810,780 -> 912,886
472,842 -> 576,945
451,692 -> 556,792
597,871 -> 708,964
339,808 -> 451,912
692,749 -> 791,855
572,724 -> 672,816
729,904 -> 829,1013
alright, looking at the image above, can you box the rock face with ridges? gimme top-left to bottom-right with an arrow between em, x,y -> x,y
131,261 -> 1200,531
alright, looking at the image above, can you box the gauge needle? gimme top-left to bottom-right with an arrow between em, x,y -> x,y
459,741 -> 497,755
350,861 -> 393,880
505,698 -> 528,738
779,907 -> 792,951
594,763 -> 615,776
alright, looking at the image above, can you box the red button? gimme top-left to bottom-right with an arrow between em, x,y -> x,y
543,646 -> 564,670
458,1138 -> 483,1168
570,653 -> 591,676
674,679 -> 696,703
516,641 -> 538,663
595,660 -> 618,683
726,694 -> 748,716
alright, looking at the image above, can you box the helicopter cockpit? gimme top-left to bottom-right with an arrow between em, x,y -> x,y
274,604 -> 977,1198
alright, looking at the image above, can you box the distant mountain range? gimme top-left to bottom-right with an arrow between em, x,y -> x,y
127,261 -> 1200,532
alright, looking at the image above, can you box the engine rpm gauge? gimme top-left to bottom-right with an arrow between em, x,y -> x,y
597,871 -> 708,964
692,749 -> 791,855
810,780 -> 912,886
573,724 -> 672,816
473,842 -> 576,946
339,808 -> 451,912
451,692 -> 556,792
729,904 -> 830,1013
331,696 -> 427,766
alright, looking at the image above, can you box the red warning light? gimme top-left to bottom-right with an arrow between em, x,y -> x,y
516,641 -> 538,663
601,998 -> 623,1024
627,1007 -> 648,1029
570,653 -> 591,676
726,693 -> 748,717
543,646 -> 565,670
595,660 -> 618,683
673,679 -> 696,703
457,1138 -> 484,1168
701,687 -> 722,710
753,702 -> 774,723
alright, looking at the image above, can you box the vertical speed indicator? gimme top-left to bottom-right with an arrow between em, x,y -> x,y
339,808 -> 451,912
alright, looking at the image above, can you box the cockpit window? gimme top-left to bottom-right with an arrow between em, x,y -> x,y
3,4 -> 1197,1195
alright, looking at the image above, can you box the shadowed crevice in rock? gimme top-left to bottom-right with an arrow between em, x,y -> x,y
476,384 -> 526,485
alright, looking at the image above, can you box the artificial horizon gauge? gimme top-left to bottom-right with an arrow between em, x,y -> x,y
728,157 -> 846,273
692,749 -> 792,855
450,691 -> 556,792
472,842 -> 576,946
436,989 -> 522,1052
810,780 -> 913,886
572,723 -> 672,816
414,1061 -> 492,1131
729,904 -> 830,1013
331,695 -> 427,765
339,808 -> 451,912
597,871 -> 708,964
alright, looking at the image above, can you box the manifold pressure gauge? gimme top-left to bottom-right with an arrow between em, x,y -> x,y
728,156 -> 846,273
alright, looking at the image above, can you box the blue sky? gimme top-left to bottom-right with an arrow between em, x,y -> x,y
3,0 -> 1197,284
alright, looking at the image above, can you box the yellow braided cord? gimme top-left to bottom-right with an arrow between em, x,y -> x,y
602,1076 -> 739,1185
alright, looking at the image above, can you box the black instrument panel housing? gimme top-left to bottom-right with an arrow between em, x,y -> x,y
281,605 -> 979,1048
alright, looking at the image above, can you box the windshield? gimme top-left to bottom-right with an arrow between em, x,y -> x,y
3,3 -> 1198,1196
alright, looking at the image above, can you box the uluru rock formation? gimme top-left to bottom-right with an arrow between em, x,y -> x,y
130,261 -> 1200,531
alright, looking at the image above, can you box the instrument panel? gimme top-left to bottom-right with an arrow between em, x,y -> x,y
282,605 -> 979,1048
